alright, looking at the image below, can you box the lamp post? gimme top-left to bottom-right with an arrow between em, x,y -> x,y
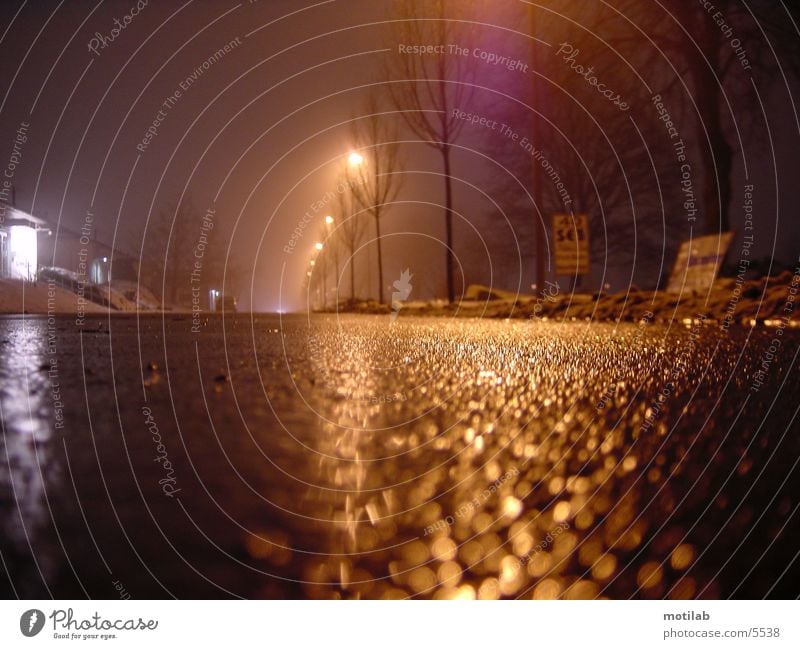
315,241 -> 325,309
324,215 -> 339,307
347,150 -> 385,303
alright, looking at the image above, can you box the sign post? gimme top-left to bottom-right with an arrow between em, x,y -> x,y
666,232 -> 734,294
553,213 -> 589,280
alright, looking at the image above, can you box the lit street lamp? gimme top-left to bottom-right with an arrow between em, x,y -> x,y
313,242 -> 328,310
323,215 -> 340,307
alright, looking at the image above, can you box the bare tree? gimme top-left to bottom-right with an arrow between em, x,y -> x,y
532,2 -> 677,266
556,0 -> 800,232
143,198 -> 241,308
384,0 -> 480,302
477,2 -> 678,288
142,199 -> 198,306
334,172 -> 369,301
326,222 -> 340,304
346,92 -> 404,304
665,0 -> 799,232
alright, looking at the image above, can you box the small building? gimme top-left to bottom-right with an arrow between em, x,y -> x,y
37,222 -> 138,283
0,207 -> 50,281
1,206 -> 138,284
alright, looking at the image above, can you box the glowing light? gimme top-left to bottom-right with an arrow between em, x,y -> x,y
500,555 -> 522,583
528,552 -> 553,577
478,577 -> 500,600
437,561 -> 462,587
670,544 -> 695,570
453,584 -> 476,600
325,215 -> 334,225
348,151 -> 364,167
563,580 -> 599,600
315,242 -> 324,251
431,537 -> 456,562
637,561 -> 663,589
553,501 -> 571,522
502,496 -> 523,519
8,225 -> 37,280
408,567 -> 436,594
532,578 -> 561,599
591,554 -> 617,580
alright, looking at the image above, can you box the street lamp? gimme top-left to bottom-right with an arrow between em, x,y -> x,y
323,215 -> 340,307
313,242 -> 327,309
348,152 -> 364,167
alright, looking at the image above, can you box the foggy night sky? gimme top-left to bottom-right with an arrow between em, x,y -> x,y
0,0 -> 798,311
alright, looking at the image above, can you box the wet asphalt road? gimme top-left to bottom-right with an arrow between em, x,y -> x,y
0,313 -> 798,599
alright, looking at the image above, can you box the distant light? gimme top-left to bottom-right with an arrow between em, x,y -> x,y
8,225 -> 37,281
325,215 -> 334,225
102,256 -> 108,263
315,242 -> 324,251
307,271 -> 312,277
348,152 -> 364,167
309,260 -> 315,266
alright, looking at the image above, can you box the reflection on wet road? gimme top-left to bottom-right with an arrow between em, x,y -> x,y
0,314 -> 798,598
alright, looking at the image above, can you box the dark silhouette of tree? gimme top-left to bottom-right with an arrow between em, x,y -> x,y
578,0 -> 800,232
142,200 -> 194,306
334,171 -> 369,301
383,0 -> 480,302
479,2 -> 679,286
346,92 -> 404,305
143,198 -> 240,308
476,0 -> 799,290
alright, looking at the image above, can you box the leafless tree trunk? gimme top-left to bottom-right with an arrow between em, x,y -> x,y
334,174 -> 369,301
346,93 -> 404,305
593,0 -> 800,233
487,2 -> 677,280
144,199 -> 201,307
383,0 -> 479,302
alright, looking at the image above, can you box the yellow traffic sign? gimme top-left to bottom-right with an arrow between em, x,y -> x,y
553,213 -> 589,275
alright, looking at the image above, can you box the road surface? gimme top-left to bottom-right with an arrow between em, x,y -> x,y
0,314 -> 797,599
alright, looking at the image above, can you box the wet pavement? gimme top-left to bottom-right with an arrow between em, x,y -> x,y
0,313 -> 798,599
